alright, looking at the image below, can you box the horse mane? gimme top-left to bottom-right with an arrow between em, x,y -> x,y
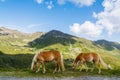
31,51 -> 41,70
33,52 -> 39,62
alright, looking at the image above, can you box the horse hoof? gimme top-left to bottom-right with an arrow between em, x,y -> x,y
43,72 -> 45,74
91,69 -> 93,72
36,71 -> 39,73
79,70 -> 82,72
57,70 -> 61,73
98,72 -> 101,74
57,71 -> 60,73
42,72 -> 46,74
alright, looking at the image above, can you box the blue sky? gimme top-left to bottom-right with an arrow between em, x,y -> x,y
0,0 -> 120,42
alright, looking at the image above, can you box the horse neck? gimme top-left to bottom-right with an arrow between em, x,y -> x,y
74,57 -> 79,64
31,52 -> 40,70
33,52 -> 40,62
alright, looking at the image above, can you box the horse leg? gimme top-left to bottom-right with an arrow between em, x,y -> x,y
36,63 -> 41,73
58,65 -> 61,72
58,60 -> 61,72
98,63 -> 101,74
79,61 -> 83,71
91,63 -> 95,72
56,60 -> 60,73
53,60 -> 58,73
41,62 -> 46,74
84,63 -> 88,72
91,62 -> 95,72
95,61 -> 101,74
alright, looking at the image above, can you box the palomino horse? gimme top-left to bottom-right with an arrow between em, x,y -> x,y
31,50 -> 65,73
73,52 -> 111,74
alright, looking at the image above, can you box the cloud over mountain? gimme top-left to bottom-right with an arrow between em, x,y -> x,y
70,21 -> 103,37
70,0 -> 120,37
95,0 -> 120,35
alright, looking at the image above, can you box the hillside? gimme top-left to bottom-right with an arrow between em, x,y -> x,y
27,29 -> 120,69
94,40 -> 120,50
0,27 -> 24,35
0,27 -> 44,54
0,27 -> 120,69
28,30 -> 77,48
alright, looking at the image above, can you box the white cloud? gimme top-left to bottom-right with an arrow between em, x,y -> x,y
70,21 -> 103,37
69,0 -> 95,6
70,0 -> 120,38
47,5 -> 52,9
35,0 -> 43,4
93,12 -> 98,18
57,0 -> 66,5
35,0 -> 96,8
47,1 -> 54,10
70,23 -> 81,34
95,0 -> 120,35
57,0 -> 96,6
36,0 -> 54,9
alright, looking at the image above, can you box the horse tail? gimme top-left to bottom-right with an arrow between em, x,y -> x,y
99,55 -> 111,69
60,53 -> 65,71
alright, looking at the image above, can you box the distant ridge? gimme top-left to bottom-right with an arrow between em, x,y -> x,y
94,39 -> 120,50
0,26 -> 120,52
0,27 -> 25,35
28,30 -> 77,48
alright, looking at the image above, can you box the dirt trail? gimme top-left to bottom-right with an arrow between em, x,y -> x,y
0,76 -> 120,80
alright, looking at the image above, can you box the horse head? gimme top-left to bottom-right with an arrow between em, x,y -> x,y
72,61 -> 78,69
31,52 -> 39,71
31,60 -> 37,71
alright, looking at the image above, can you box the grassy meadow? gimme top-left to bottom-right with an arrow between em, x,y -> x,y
0,30 -> 120,77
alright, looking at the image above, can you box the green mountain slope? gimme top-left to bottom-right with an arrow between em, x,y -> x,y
94,39 -> 120,50
0,27 -> 44,54
0,27 -> 120,69
28,30 -> 77,48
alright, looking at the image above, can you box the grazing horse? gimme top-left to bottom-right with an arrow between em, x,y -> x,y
31,50 -> 65,73
73,52 -> 112,74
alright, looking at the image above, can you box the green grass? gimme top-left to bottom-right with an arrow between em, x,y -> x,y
0,43 -> 120,77
0,58 -> 120,77
0,34 -> 120,77
0,67 -> 120,77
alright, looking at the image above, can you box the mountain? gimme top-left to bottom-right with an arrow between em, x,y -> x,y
0,27 -> 25,36
0,27 -> 120,68
0,26 -> 44,54
28,30 -> 77,48
1,27 -> 120,53
94,39 -> 120,50
28,29 -> 120,51
0,26 -> 44,40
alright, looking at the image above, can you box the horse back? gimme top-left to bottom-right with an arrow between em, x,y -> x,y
78,52 -> 100,62
38,50 -> 61,61
50,50 -> 61,59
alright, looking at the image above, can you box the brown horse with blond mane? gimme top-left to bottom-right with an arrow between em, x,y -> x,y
73,52 -> 112,74
31,50 -> 65,73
